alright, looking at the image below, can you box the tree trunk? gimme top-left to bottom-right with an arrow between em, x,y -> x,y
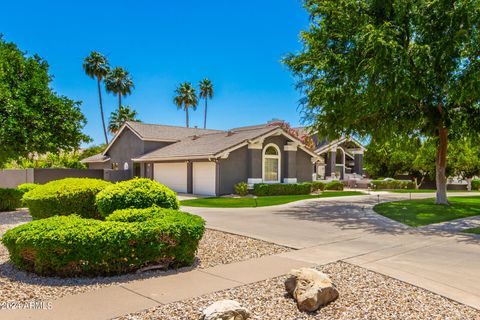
186,106 -> 189,128
435,126 -> 449,204
97,78 -> 109,145
467,177 -> 472,191
118,94 -> 122,114
204,98 -> 208,129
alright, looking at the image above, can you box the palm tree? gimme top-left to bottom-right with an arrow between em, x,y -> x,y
105,67 -> 134,113
173,82 -> 198,128
199,78 -> 214,129
108,105 -> 140,134
82,51 -> 110,144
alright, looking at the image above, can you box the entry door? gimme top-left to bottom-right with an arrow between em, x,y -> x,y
193,162 -> 216,196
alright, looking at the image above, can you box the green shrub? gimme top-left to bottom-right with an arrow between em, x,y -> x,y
234,182 -> 249,196
325,180 -> 344,191
0,189 -> 23,212
1,210 -> 205,277
472,179 -> 480,191
17,183 -> 39,195
96,178 -> 179,218
106,206 -> 181,223
253,183 -> 311,196
371,179 -> 416,190
22,178 -> 111,220
310,181 -> 326,192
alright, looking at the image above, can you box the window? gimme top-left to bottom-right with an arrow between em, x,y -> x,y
263,144 -> 280,183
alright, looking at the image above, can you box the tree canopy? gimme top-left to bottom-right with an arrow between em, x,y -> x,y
285,0 -> 480,203
0,36 -> 89,168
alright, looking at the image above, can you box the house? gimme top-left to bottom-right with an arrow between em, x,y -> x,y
81,121 -> 365,195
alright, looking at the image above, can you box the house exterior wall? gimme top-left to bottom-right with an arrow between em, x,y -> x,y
296,149 -> 314,182
87,162 -> 111,170
143,141 -> 172,154
218,146 -> 249,195
107,128 -> 144,173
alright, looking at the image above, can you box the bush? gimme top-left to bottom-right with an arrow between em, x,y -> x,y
1,209 -> 205,277
325,180 -> 344,191
23,178 -> 111,220
310,181 -> 326,192
0,189 -> 23,212
234,182 -> 248,196
106,206 -> 181,223
17,183 -> 39,195
371,179 -> 416,190
253,183 -> 311,196
472,179 -> 480,191
96,178 -> 179,218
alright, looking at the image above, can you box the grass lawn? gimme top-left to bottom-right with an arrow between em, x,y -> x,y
387,189 -> 478,193
373,196 -> 480,227
463,227 -> 480,234
180,191 -> 364,208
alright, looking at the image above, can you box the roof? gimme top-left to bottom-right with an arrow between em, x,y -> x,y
134,126 -> 278,161
126,121 -> 222,141
80,153 -> 111,163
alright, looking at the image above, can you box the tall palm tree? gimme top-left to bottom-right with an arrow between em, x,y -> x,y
108,105 -> 140,134
82,51 -> 110,144
173,82 -> 198,128
199,78 -> 214,129
105,67 -> 134,113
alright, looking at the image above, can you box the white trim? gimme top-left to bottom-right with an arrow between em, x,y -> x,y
315,136 -> 365,155
351,149 -> 364,155
262,143 -> 281,183
247,178 -> 263,189
284,143 -> 298,151
248,142 -> 263,149
133,154 -> 215,162
283,178 -> 297,184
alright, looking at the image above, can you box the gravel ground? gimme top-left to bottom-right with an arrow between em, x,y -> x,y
0,210 -> 289,303
116,261 -> 480,320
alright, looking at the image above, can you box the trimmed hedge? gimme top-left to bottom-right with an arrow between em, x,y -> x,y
371,179 -> 416,190
96,178 -> 179,217
23,178 -> 111,220
310,181 -> 326,192
1,208 -> 205,277
253,183 -> 311,196
17,183 -> 39,195
325,180 -> 344,191
234,182 -> 248,196
0,189 -> 23,212
472,179 -> 480,191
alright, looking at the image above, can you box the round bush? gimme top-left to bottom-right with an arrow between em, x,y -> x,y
0,188 -> 23,212
325,180 -> 344,191
1,208 -> 205,277
17,183 -> 39,195
96,178 -> 179,217
23,178 -> 111,220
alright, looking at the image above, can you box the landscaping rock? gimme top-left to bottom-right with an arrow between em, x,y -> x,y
200,299 -> 250,320
285,267 -> 339,312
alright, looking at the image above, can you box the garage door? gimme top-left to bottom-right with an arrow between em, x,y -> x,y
193,162 -> 216,196
154,162 -> 187,193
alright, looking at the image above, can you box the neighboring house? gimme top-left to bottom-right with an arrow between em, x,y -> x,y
81,121 -> 365,195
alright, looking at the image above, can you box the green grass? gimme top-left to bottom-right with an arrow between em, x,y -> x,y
463,227 -> 480,235
387,189 -> 478,193
180,191 -> 364,208
373,196 -> 480,227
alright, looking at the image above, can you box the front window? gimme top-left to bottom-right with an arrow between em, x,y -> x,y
263,144 -> 280,182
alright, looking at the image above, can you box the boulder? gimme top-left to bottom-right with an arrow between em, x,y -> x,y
285,268 -> 339,312
200,299 -> 250,320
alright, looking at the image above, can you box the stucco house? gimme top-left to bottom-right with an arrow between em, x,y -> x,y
81,121 -> 365,195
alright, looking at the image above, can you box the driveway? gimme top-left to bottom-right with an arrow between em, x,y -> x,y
183,192 -> 480,309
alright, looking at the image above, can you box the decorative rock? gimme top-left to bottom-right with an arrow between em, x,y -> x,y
200,299 -> 250,320
285,267 -> 339,312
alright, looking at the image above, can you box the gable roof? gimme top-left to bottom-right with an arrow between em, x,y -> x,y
80,153 -> 110,164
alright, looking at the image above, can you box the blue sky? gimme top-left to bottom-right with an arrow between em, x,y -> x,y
0,0 -> 309,146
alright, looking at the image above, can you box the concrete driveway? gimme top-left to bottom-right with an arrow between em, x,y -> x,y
183,192 -> 480,309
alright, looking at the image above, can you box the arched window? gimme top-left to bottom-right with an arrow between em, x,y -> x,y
263,144 -> 281,183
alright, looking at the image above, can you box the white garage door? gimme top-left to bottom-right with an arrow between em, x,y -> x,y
193,162 -> 216,196
154,162 -> 187,193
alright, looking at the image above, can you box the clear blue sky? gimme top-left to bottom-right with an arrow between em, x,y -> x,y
0,0 -> 309,146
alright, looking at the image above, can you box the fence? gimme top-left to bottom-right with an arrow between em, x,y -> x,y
0,169 -> 131,188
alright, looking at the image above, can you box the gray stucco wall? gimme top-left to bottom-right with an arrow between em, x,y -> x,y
296,149 -> 313,182
143,141 -> 172,154
107,128 -> 144,173
218,146 -> 249,195
87,162 -> 111,170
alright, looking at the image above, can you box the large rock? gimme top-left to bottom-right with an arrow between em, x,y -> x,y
285,268 -> 339,312
200,299 -> 250,320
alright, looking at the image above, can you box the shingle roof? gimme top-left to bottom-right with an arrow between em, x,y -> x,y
134,126 -> 278,161
80,153 -> 110,163
126,121 -> 222,141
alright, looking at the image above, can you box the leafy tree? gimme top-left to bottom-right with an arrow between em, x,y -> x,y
0,36 -> 89,168
173,82 -> 198,128
105,67 -> 134,113
80,144 -> 107,160
108,105 -> 140,134
199,78 -> 214,129
449,138 -> 480,189
285,0 -> 480,204
83,51 -> 110,144
5,152 -> 86,169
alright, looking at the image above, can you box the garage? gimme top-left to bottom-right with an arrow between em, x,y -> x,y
154,162 -> 187,193
193,162 -> 217,196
